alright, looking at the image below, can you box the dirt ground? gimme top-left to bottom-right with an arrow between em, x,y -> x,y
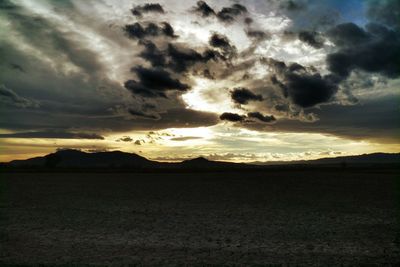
0,169 -> 399,266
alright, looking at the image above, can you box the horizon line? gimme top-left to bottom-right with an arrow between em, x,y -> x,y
3,149 -> 400,165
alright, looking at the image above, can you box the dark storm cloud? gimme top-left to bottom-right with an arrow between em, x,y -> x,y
230,4 -> 248,13
161,22 -> 176,37
128,109 -> 160,120
270,75 -> 289,98
124,22 -> 177,40
209,33 -> 236,57
142,102 -> 157,110
246,30 -> 270,41
209,33 -> 232,50
202,69 -> 214,79
0,102 -> 220,134
134,140 -> 142,145
191,2 -> 247,24
268,94 -> 400,143
132,66 -> 189,92
9,63 -> 25,72
298,31 -> 324,48
259,0 -> 338,32
138,40 -> 166,67
284,74 -> 338,108
0,131 -> 104,139
244,17 -> 253,25
247,112 -> 276,123
326,23 -> 400,79
220,111 -> 276,124
327,23 -> 370,47
124,80 -> 166,98
217,4 -> 247,23
0,85 -> 39,108
131,3 -> 165,18
192,1 -> 215,17
366,0 -> 400,29
274,103 -> 289,112
230,87 -> 263,105
137,40 -> 220,74
125,66 -> 189,98
0,0 -> 18,10
267,59 -> 338,108
167,44 -> 215,73
116,136 -> 133,142
365,23 -> 393,38
219,112 -> 245,122
279,0 -> 306,11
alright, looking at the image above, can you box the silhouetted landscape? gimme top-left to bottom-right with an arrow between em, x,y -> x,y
2,149 -> 399,171
1,151 -> 399,266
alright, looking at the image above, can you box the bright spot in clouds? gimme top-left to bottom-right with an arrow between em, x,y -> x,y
0,0 -> 399,162
182,78 -> 243,114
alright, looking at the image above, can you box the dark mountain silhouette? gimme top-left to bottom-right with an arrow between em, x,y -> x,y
181,156 -> 243,168
7,149 -> 155,168
182,156 -> 210,164
1,150 -> 399,170
3,149 -> 242,169
251,152 -> 400,165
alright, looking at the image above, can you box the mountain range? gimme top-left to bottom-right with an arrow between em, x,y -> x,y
1,149 -> 399,170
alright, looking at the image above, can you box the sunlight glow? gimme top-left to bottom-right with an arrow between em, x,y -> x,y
182,78 -> 243,114
1,126 -> 399,162
1,0 -> 398,164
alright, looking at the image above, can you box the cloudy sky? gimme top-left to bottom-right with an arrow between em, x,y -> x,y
0,0 -> 399,162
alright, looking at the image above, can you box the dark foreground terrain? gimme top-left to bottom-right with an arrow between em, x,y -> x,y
0,169 -> 399,266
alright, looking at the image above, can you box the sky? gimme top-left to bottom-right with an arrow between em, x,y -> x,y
0,0 -> 399,162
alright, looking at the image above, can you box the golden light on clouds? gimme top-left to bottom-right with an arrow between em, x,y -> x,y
182,78 -> 242,114
1,0 -> 399,162
1,125 -> 399,163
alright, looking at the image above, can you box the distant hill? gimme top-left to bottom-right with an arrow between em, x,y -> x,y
250,153 -> 400,165
2,149 -> 244,170
1,150 -> 398,170
6,149 -> 155,168
181,157 -> 243,168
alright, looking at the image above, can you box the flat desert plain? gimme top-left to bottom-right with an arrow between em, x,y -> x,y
0,169 -> 399,266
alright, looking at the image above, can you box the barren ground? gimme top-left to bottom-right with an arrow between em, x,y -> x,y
0,169 -> 399,266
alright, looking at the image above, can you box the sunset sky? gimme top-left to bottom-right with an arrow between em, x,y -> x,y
0,0 -> 399,162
